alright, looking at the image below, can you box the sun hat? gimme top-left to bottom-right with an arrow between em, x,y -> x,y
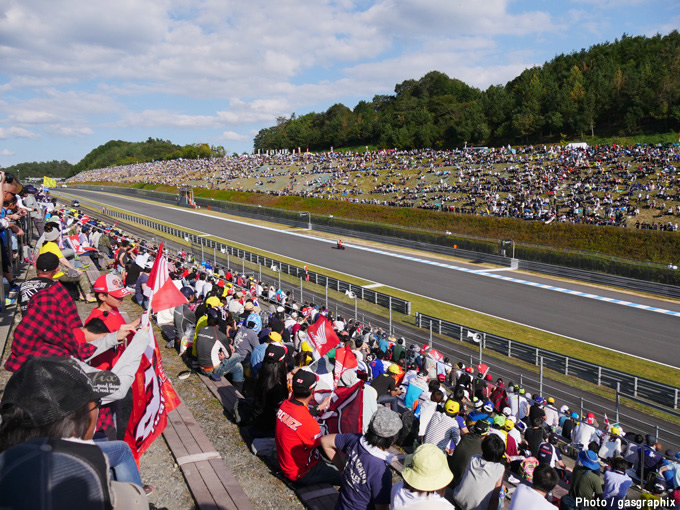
402,444 -> 453,491
0,357 -> 120,427
578,449 -> 601,471
368,407 -> 402,438
93,273 -> 131,298
44,226 -> 61,242
244,302 -> 254,311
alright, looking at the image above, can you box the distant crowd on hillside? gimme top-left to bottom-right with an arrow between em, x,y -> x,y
70,144 -> 680,230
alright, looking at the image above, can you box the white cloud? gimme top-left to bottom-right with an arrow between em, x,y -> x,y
0,127 -> 39,140
44,125 -> 94,137
0,149 -> 16,156
219,131 -> 249,141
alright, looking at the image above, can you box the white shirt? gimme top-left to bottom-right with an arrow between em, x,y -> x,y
572,422 -> 596,446
391,481 -> 455,509
508,484 -> 554,510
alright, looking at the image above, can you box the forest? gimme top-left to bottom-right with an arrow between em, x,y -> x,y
253,32 -> 680,151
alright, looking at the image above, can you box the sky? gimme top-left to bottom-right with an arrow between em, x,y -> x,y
0,0 -> 679,167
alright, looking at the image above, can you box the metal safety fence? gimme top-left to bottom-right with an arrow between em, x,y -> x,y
416,312 -> 680,411
104,210 -> 411,316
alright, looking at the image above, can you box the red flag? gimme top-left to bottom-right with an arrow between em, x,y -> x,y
477,363 -> 490,377
147,243 -> 187,313
124,324 -> 181,461
307,317 -> 340,357
317,381 -> 364,435
334,346 -> 358,384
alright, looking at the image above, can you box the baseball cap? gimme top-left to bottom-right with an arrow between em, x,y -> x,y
93,273 -> 131,298
402,444 -> 452,492
473,420 -> 490,435
387,364 -> 403,375
535,396 -> 545,405
292,369 -> 318,392
368,407 -> 402,438
493,415 -> 506,428
1,357 -> 120,427
444,399 -> 461,416
472,397 -> 483,410
35,252 -> 60,272
502,407 -> 512,417
264,343 -> 287,363
482,401 -> 494,414
547,397 -> 555,404
244,302 -> 254,311
205,296 -> 221,308
586,412 -> 595,425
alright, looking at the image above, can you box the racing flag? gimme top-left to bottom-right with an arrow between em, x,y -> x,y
147,243 -> 187,313
317,381 -> 364,435
334,346 -> 358,385
307,316 -> 340,358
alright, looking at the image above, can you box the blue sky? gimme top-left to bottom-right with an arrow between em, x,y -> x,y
0,0 -> 678,167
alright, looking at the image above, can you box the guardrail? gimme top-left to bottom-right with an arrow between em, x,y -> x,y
104,209 -> 411,315
415,312 -> 680,411
69,185 -> 680,297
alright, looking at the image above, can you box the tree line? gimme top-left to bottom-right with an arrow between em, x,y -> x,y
254,31 -> 680,151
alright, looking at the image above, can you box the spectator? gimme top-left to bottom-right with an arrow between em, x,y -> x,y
250,330 -> 282,378
525,417 -> 549,457
275,369 -> 337,486
18,252 -> 60,314
390,443 -> 454,509
569,450 -> 603,502
416,389 -> 444,439
171,286 -> 197,350
452,434 -> 506,510
320,407 -> 402,510
134,261 -> 152,310
537,433 -> 569,480
562,412 -> 578,443
573,412 -> 597,448
195,309 -> 244,391
250,343 -> 288,437
602,456 -> 633,508
0,357 -> 147,508
370,364 -> 403,413
508,464 -> 559,510
449,420 -> 490,487
424,398 -> 461,452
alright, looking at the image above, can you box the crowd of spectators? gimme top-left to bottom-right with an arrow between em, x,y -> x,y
70,144 -> 680,229
1,186 -> 679,508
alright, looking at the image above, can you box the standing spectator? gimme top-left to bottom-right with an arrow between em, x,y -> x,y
320,407 -> 403,510
390,444 -> 454,509
21,185 -> 44,237
452,434 -> 506,510
525,417 -> 549,457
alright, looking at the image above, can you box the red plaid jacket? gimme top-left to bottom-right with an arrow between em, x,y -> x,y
5,281 -> 116,432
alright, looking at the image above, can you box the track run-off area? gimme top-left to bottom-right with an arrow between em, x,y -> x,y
64,189 -> 680,370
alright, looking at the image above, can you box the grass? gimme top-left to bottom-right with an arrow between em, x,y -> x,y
65,190 -> 680,392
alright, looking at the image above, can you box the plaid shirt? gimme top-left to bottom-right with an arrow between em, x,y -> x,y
5,281 -> 116,433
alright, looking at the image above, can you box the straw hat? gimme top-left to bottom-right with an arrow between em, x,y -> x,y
402,444 -> 453,491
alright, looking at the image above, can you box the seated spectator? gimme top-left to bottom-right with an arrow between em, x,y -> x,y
570,450 -> 603,502
171,286 -> 197,350
452,434 -> 506,510
133,261 -> 152,310
18,253 -> 60,314
370,365 -> 403,413
449,420 -> 490,487
573,412 -> 597,448
195,309 -> 244,391
416,389 -> 444,439
508,464 -> 559,510
250,343 -> 288,437
390,443 -> 454,509
602,456 -> 632,508
320,407 -> 402,510
0,357 -> 147,508
275,369 -> 337,486
424,398 -> 461,452
525,417 -> 549,457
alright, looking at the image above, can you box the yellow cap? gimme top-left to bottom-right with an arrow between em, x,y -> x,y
206,296 -> 221,308
444,399 -> 460,415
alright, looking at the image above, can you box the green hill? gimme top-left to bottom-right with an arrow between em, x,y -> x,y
254,31 -> 680,151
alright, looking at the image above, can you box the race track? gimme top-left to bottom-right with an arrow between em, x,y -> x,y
66,189 -> 680,368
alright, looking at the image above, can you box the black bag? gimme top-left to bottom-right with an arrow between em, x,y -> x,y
559,494 -> 577,510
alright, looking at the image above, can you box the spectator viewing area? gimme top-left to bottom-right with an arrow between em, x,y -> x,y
1,168 -> 679,510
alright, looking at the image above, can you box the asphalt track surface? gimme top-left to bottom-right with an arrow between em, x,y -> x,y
66,189 -> 680,368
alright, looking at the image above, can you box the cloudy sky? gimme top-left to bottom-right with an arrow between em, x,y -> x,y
0,0 -> 678,166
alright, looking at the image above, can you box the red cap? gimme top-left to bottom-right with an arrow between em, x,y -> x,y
93,274 -> 131,298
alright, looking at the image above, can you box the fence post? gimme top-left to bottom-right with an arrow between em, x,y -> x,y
200,239 -> 204,261
459,325 -> 463,341
675,389 -> 678,410
278,269 -> 281,290
539,356 -> 544,397
565,357 -> 569,376
438,320 -> 442,335
519,374 -> 523,387
634,377 -> 638,398
616,382 -> 620,423
213,247 -> 216,268
242,257 -> 245,274
300,277 -> 303,302
429,322 -> 433,344
535,348 -> 539,366
354,296 -> 357,321
389,296 -> 392,333
597,367 -> 601,387
325,283 -> 328,308
508,339 -> 512,358
479,339 -> 483,365
227,252 -> 230,268
580,397 -> 583,418
259,262 -> 262,281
